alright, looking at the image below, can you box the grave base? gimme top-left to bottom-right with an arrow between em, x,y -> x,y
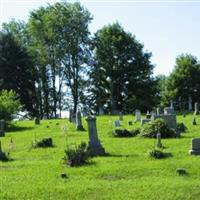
88,141 -> 105,156
189,149 -> 200,155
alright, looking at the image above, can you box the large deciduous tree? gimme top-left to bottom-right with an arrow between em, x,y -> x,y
90,23 -> 156,113
162,54 -> 200,110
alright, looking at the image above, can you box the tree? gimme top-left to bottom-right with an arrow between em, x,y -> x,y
0,90 -> 22,121
162,54 -> 200,110
28,2 -> 92,116
0,32 -> 38,116
90,23 -> 155,113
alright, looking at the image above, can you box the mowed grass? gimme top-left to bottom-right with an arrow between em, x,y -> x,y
1,114 -> 200,200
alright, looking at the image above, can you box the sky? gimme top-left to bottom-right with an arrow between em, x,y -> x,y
1,0 -> 200,75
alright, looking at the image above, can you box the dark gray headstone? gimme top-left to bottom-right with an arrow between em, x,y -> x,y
157,133 -> 162,148
86,116 -> 105,156
114,120 -> 121,127
135,109 -> 141,121
189,138 -> 200,155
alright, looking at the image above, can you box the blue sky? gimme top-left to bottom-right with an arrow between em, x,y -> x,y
1,0 -> 200,75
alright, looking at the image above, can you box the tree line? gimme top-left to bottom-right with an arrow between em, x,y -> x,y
0,2 -> 200,119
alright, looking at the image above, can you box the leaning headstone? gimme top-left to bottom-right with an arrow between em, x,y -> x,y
135,109 -> 141,121
156,133 -> 162,148
114,120 -> 121,127
76,111 -> 84,131
194,102 -> 198,115
35,117 -> 40,125
86,116 -> 105,156
119,112 -> 123,121
189,138 -> 200,155
0,120 -> 5,137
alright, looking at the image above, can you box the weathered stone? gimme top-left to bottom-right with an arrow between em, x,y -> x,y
119,112 -> 123,121
86,116 -> 105,156
0,120 -> 5,137
164,107 -> 174,115
76,111 -> 84,131
189,138 -> 200,155
114,120 -> 121,127
135,109 -> 141,121
188,96 -> 192,111
156,133 -> 162,148
194,102 -> 198,115
141,119 -> 151,125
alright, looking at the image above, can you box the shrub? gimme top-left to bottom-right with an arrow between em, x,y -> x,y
140,119 -> 176,138
149,149 -> 172,159
0,151 -> 9,162
113,128 -> 140,137
64,142 -> 89,167
33,138 -> 53,148
177,123 -> 187,133
176,168 -> 187,176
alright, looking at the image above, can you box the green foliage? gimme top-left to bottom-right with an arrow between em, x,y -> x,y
64,142 -> 90,167
0,32 -> 38,116
177,122 -> 187,133
89,22 -> 156,113
113,127 -> 140,137
161,54 -> 200,110
0,90 -> 21,121
140,119 -> 176,138
149,149 -> 172,159
33,138 -> 53,148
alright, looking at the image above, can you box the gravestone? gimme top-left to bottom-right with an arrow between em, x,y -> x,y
161,114 -> 177,130
188,96 -> 192,111
0,120 -> 5,137
156,108 -> 160,116
170,100 -> 174,109
99,106 -> 104,115
86,116 -> 105,156
194,102 -> 198,115
76,111 -> 84,131
189,138 -> 200,155
164,107 -> 174,115
146,110 -> 151,119
114,120 -> 121,127
119,112 -> 123,121
35,117 -> 40,125
150,111 -> 157,121
156,133 -> 162,148
141,119 -> 151,125
135,109 -> 141,121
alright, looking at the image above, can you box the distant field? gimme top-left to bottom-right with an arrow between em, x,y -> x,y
1,114 -> 200,200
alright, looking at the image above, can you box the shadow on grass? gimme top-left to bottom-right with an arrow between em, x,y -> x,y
6,125 -> 34,133
103,152 -> 138,158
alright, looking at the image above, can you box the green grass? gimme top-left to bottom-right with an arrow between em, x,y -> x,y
1,114 -> 200,200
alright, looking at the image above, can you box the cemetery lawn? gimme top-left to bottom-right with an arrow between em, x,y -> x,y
1,115 -> 200,200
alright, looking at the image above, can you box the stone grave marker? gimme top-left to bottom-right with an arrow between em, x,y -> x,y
156,133 -> 162,148
194,102 -> 198,115
119,112 -> 123,121
0,120 -> 5,137
164,107 -> 174,115
114,120 -> 121,127
135,109 -> 141,121
189,138 -> 200,155
86,116 -> 105,156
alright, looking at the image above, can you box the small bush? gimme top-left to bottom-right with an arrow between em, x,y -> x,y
140,119 -> 176,138
0,151 -> 9,162
176,168 -> 187,176
113,128 -> 139,137
64,142 -> 89,167
33,138 -> 53,148
149,149 -> 172,159
176,123 -> 187,133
